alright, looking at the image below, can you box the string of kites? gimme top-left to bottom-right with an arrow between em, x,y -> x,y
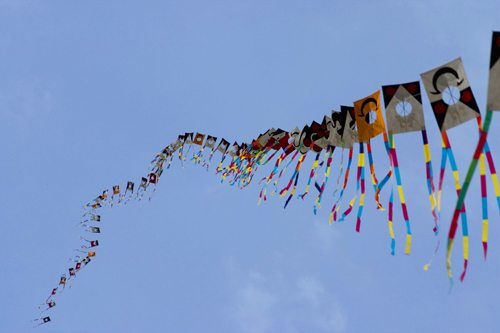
33,31 -> 500,326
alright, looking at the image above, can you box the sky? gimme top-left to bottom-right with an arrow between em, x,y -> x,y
1,1 -> 500,332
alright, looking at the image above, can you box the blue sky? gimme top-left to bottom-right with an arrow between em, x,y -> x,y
1,1 -> 500,332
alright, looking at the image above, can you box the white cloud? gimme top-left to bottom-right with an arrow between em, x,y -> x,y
295,276 -> 347,333
0,78 -> 55,129
296,276 -> 324,306
231,271 -> 347,333
235,283 -> 277,333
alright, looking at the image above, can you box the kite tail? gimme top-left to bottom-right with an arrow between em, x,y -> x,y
191,145 -> 206,164
284,172 -> 300,209
166,153 -> 174,170
255,146 -> 273,166
389,134 -> 412,255
366,141 -> 385,211
437,135 -> 449,216
258,145 -> 291,191
227,155 -> 244,186
314,147 -> 334,215
330,147 -> 354,223
483,141 -> 500,212
148,183 -> 158,202
424,130 -> 447,272
339,197 -> 356,222
215,154 -> 228,176
124,185 -> 137,205
476,116 -> 500,213
332,147 -> 345,199
221,156 -> 238,184
421,129 -> 439,234
479,149 -> 489,259
355,143 -> 366,232
442,132 -> 470,282
184,142 -> 193,160
258,147 -> 284,197
339,146 -> 362,222
423,237 -> 442,272
388,187 -> 395,255
279,154 -> 306,199
299,152 -> 321,200
273,149 -> 300,195
204,148 -> 216,169
177,143 -> 186,165
258,188 -> 267,204
259,143 -> 283,166
136,184 -> 149,201
373,133 -> 395,209
475,116 -> 497,259
241,154 -> 261,189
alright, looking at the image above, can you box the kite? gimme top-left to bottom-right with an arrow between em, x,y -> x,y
382,81 -> 438,255
445,33 -> 500,282
352,91 -> 412,254
329,106 -> 358,223
351,92 -> 384,230
420,57 -> 500,280
32,317 -> 51,327
35,31 -> 500,325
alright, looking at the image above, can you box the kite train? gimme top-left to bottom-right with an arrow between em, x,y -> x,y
35,32 -> 500,325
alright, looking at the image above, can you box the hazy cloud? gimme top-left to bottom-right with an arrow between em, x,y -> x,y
232,271 -> 347,333
236,283 -> 277,333
0,78 -> 55,129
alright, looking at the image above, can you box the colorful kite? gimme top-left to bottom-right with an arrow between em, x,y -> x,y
382,81 -> 435,255
446,33 -> 500,282
35,32 -> 500,325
